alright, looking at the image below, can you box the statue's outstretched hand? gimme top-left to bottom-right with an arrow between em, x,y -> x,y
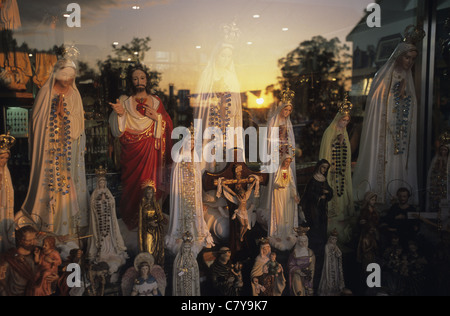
109,99 -> 125,117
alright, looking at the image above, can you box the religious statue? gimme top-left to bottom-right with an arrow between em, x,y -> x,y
381,187 -> 415,246
0,226 -> 60,296
33,236 -> 62,296
358,191 -> 380,235
193,22 -> 243,173
203,153 -> 268,259
139,183 -> 166,267
209,247 -> 243,296
426,133 -> 450,213
217,167 -> 260,243
86,261 -> 109,296
109,64 -> 173,231
0,132 -> 15,254
352,25 -> 426,206
317,230 -> 346,296
121,252 -> 166,296
166,128 -> 214,257
20,46 -> 90,238
172,231 -> 201,296
299,159 -> 333,256
319,95 -> 355,244
267,154 -> 300,251
86,166 -> 128,282
266,87 -> 297,162
250,238 -> 286,296
260,87 -> 298,231
288,227 -> 316,296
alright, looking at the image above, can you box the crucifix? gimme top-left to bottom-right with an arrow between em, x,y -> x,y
203,148 -> 269,260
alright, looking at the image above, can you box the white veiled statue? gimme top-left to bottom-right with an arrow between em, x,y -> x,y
172,232 -> 201,296
318,231 -> 346,296
193,36 -> 244,173
87,168 -> 128,279
259,94 -> 297,234
352,26 -> 425,206
19,51 -> 89,237
165,131 -> 214,257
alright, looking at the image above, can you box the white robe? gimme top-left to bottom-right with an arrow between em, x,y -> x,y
0,164 -> 14,253
318,240 -> 345,296
352,42 -> 419,206
268,165 -> 298,251
87,185 -> 128,275
192,42 -> 244,173
165,139 -> 214,257
259,103 -> 297,230
20,61 -> 89,236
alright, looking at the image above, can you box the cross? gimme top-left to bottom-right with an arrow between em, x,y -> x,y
203,148 -> 269,260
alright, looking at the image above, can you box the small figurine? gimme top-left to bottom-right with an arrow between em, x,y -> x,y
209,247 -> 242,296
86,261 -> 110,296
319,96 -> 355,245
358,191 -> 380,234
0,226 -> 59,296
87,166 -> 128,282
139,182 -> 166,267
172,231 -> 201,296
251,238 -> 286,296
381,187 -> 415,246
265,252 -> 282,278
288,227 -> 316,296
34,236 -> 62,296
300,159 -> 333,256
219,172 -> 259,242
267,154 -> 300,251
252,277 -> 266,296
317,230 -> 346,296
121,252 -> 166,296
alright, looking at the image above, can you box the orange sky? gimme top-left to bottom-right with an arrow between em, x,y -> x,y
14,0 -> 374,95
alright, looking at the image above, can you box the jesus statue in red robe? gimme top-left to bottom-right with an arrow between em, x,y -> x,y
109,64 -> 173,231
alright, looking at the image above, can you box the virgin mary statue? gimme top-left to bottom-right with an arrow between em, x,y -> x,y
352,25 -> 425,206
192,22 -> 243,173
19,48 -> 89,237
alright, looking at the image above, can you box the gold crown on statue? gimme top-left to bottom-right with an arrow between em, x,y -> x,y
294,226 -> 310,236
95,166 -> 107,178
403,24 -> 426,45
62,45 -> 81,61
222,20 -> 241,45
338,93 -> 353,116
258,237 -> 270,245
281,86 -> 295,105
141,179 -> 156,190
0,131 -> 16,155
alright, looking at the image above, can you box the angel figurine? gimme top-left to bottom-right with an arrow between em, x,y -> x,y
121,252 -> 166,296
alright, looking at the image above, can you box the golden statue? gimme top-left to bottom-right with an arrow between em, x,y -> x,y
138,181 -> 165,266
